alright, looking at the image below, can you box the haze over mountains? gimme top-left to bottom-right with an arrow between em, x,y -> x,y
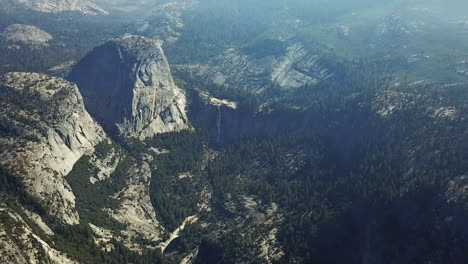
1,0 -> 108,15
1,0 -> 468,263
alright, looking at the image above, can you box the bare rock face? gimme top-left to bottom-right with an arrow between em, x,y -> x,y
176,43 -> 332,92
112,161 -> 165,251
127,1 -> 197,46
1,24 -> 53,46
11,0 -> 108,15
0,72 -> 105,224
68,35 -> 189,139
271,44 -> 332,89
0,204 -> 77,264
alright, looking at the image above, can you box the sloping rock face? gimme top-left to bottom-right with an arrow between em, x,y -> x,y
68,35 -> 189,139
112,161 -> 165,251
271,44 -> 332,88
176,43 -> 332,92
1,24 -> 53,46
127,1 -> 197,45
0,204 -> 77,264
0,72 -> 105,224
11,0 -> 108,15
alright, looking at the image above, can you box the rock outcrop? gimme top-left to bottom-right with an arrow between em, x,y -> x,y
68,35 -> 189,139
112,161 -> 165,251
175,43 -> 332,92
126,1 -> 197,45
271,44 -> 332,88
0,72 -> 105,224
0,204 -> 76,264
1,24 -> 53,46
10,0 -> 108,15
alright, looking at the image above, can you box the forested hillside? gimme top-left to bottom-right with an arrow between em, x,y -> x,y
1,0 -> 468,263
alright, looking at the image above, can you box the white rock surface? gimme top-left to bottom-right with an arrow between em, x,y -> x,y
433,106 -> 458,119
89,223 -> 116,252
259,228 -> 285,263
199,91 -> 238,109
176,43 -> 332,92
88,142 -> 121,184
68,35 -> 190,139
0,205 -> 76,264
447,175 -> 468,203
12,0 -> 108,15
271,44 -> 331,89
112,161 -> 165,251
1,24 -> 53,45
0,72 -> 106,224
157,215 -> 198,253
23,208 -> 55,236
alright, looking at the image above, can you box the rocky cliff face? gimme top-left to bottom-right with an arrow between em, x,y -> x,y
10,0 -> 108,15
112,161 -> 165,251
68,35 -> 189,139
0,72 -> 105,224
0,204 -> 77,264
176,43 -> 332,92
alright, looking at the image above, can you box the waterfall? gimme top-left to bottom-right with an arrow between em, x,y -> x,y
217,105 -> 222,143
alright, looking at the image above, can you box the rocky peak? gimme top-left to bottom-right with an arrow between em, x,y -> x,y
68,35 -> 189,139
0,72 -> 105,224
10,0 -> 108,15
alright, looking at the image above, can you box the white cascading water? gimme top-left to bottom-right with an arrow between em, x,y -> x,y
217,105 -> 222,143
